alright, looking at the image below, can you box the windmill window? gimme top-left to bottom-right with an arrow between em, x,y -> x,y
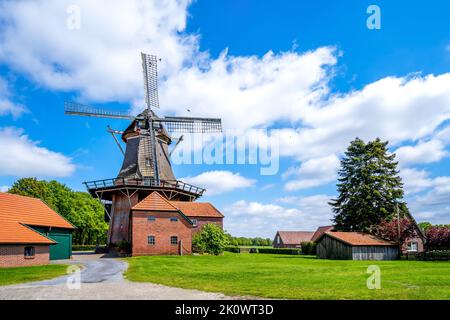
192,219 -> 198,227
148,235 -> 155,245
170,217 -> 178,222
24,246 -> 35,258
148,216 -> 156,221
170,236 -> 178,245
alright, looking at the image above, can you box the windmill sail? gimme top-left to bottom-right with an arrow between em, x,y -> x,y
64,102 -> 134,120
156,116 -> 222,133
141,53 -> 160,110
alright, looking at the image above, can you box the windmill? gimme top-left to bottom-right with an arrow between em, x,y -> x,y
65,53 -> 222,244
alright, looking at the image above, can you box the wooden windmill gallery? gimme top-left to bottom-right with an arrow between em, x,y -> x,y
65,53 -> 225,255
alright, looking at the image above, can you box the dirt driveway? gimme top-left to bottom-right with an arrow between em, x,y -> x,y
0,252 -> 234,300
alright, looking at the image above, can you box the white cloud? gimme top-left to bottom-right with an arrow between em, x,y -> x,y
224,195 -> 333,237
395,139 -> 448,166
0,186 -> 9,192
0,77 -> 26,117
284,155 -> 340,190
0,127 -> 75,177
0,0 -> 194,103
401,168 -> 450,195
181,170 -> 255,195
409,185 -> 450,223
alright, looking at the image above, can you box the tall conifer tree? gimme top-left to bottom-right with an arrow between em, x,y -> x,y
330,138 -> 408,231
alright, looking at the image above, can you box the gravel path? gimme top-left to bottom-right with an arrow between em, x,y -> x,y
0,253 -> 235,300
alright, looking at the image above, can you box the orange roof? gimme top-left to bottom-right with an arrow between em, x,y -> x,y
0,221 -> 55,244
132,192 -> 178,211
0,193 -> 74,244
322,232 -> 397,246
170,201 -> 223,218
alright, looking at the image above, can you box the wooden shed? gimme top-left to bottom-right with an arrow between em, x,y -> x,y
316,232 -> 399,260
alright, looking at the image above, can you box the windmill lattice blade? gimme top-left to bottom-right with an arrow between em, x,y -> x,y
157,116 -> 222,133
141,53 -> 160,109
64,102 -> 134,120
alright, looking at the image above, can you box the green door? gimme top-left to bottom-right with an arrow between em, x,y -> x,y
49,232 -> 72,260
29,226 -> 73,260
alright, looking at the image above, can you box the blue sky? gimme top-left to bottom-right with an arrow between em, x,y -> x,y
0,0 -> 449,237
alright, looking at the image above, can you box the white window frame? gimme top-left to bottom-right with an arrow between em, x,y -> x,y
407,241 -> 418,252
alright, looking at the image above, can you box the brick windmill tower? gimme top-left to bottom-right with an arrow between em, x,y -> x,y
65,53 -> 222,245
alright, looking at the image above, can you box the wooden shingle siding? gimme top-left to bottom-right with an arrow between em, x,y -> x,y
316,234 -> 352,259
352,246 -> 399,260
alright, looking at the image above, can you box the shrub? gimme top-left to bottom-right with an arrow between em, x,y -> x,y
249,248 -> 259,253
117,240 -> 131,252
300,241 -> 317,255
192,224 -> 229,255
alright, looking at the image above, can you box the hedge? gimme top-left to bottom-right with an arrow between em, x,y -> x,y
417,250 -> 450,261
253,247 -> 302,255
72,244 -> 98,251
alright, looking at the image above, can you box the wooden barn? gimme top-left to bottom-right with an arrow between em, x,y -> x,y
316,232 -> 399,260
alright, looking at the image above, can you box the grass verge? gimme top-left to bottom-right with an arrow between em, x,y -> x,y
0,264 -> 69,286
124,252 -> 450,299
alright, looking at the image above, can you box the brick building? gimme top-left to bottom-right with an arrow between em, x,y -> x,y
273,231 -> 315,248
130,192 -> 224,255
0,193 -> 75,268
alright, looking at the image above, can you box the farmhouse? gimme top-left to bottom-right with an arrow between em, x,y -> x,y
131,192 -> 224,255
316,231 -> 399,260
273,231 -> 314,248
0,193 -> 75,267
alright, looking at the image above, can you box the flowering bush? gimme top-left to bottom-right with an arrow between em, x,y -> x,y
370,218 -> 418,244
425,226 -> 450,249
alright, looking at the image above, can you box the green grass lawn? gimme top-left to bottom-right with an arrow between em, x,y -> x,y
125,253 -> 450,299
0,264 -> 68,286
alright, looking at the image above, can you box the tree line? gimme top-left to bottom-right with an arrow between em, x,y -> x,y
8,178 -> 108,245
226,235 -> 272,247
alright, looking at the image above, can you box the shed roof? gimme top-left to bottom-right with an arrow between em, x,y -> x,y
0,192 -> 74,244
311,226 -> 334,242
320,232 -> 397,246
276,231 -> 314,245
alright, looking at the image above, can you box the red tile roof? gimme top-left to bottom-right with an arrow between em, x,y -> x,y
132,192 -> 224,218
170,201 -> 223,218
277,231 -> 314,245
0,221 -> 55,244
132,192 -> 178,211
0,193 -> 74,244
311,226 -> 334,242
322,232 -> 397,246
